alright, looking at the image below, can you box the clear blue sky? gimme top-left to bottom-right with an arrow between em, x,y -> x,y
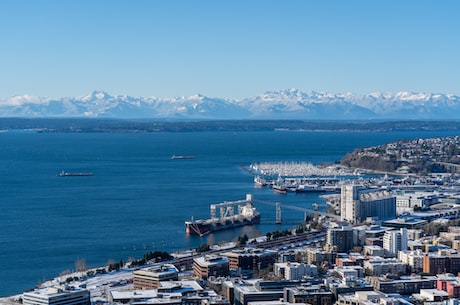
1,1 -> 459,99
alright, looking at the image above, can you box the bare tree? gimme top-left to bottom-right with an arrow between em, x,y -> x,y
75,258 -> 87,272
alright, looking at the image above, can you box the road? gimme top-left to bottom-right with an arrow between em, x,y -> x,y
173,229 -> 326,270
0,230 -> 326,304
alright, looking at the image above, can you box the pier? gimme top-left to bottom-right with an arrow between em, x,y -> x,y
253,199 -> 340,221
248,161 -> 357,193
185,194 -> 260,236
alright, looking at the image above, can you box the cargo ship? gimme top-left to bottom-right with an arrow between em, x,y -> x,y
171,155 -> 195,160
58,171 -> 93,177
185,194 -> 260,236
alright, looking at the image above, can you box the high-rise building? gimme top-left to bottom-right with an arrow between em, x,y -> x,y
383,228 -> 408,256
340,185 -> 396,223
341,185 -> 359,222
327,226 -> 354,253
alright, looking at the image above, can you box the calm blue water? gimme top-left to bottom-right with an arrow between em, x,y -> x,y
0,130 -> 458,296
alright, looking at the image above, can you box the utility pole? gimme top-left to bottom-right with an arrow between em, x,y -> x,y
276,202 -> 282,224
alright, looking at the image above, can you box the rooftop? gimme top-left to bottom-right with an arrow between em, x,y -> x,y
194,255 -> 229,267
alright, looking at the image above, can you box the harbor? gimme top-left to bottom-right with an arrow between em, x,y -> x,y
3,130 -> 459,297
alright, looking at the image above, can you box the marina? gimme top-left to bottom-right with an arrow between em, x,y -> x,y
269,176 -> 342,193
249,161 -> 352,177
250,161 -> 354,193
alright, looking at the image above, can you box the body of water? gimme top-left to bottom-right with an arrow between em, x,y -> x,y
0,130 -> 457,296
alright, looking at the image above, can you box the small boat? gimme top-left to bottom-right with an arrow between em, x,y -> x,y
58,170 -> 93,177
171,155 -> 195,160
254,175 -> 268,187
272,184 -> 287,194
295,184 -> 327,193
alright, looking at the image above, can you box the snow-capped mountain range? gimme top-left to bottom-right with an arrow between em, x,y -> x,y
1,89 -> 460,120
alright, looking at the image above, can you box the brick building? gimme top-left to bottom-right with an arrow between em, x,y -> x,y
193,255 -> 229,279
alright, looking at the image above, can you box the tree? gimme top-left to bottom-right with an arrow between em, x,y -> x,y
237,234 -> 249,246
196,243 -> 210,253
75,258 -> 87,272
143,250 -> 173,262
108,262 -> 120,272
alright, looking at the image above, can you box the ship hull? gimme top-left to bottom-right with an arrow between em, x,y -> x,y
185,214 -> 260,236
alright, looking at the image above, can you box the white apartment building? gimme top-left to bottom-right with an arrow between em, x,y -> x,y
398,249 -> 425,273
274,262 -> 318,280
363,245 -> 385,257
341,185 -> 359,222
363,257 -> 407,276
383,228 -> 408,256
334,266 -> 365,286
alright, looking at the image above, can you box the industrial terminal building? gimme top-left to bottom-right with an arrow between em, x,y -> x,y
341,185 -> 396,223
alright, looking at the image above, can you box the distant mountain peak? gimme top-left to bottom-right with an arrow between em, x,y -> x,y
188,93 -> 205,100
80,90 -> 112,101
